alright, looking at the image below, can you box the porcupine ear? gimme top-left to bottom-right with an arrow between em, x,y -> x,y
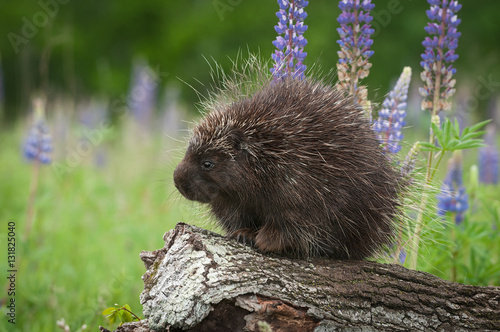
228,130 -> 248,152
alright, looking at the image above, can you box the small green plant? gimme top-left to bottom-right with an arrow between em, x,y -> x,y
102,304 -> 141,327
419,119 -> 489,168
409,118 -> 490,268
257,320 -> 274,332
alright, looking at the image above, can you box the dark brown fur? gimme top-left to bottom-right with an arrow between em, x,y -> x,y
173,78 -> 401,259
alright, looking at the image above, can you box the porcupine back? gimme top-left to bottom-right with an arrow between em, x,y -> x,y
173,77 -> 402,259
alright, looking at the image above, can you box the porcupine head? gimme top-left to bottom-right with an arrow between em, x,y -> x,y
173,72 -> 403,260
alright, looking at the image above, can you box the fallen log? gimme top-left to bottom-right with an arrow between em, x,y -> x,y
101,223 -> 500,332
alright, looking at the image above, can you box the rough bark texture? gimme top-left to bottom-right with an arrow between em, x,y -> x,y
101,223 -> 500,332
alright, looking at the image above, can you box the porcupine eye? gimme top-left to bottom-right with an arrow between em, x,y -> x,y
202,161 -> 214,170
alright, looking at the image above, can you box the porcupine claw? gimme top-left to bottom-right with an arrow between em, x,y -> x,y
230,228 -> 257,248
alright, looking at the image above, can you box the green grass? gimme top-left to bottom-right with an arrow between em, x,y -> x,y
0,117 -> 499,331
416,182 -> 500,285
0,121 -> 205,331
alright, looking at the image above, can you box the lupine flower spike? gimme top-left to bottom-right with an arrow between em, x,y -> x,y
478,124 -> 499,185
437,151 -> 468,224
23,98 -> 53,241
23,98 -> 53,165
336,0 -> 375,118
398,248 -> 407,264
409,0 -> 462,270
419,0 -> 461,114
401,143 -> 421,179
271,0 -> 309,80
128,62 -> 158,129
373,67 -> 412,154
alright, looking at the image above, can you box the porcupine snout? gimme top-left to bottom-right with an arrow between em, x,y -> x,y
173,157 -> 222,204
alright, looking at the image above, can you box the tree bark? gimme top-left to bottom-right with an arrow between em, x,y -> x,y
101,222 -> 500,332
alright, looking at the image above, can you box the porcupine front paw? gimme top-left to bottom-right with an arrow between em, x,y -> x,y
228,228 -> 258,248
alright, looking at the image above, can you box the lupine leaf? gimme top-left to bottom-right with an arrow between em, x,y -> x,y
452,119 -> 460,138
447,139 -> 459,149
468,119 -> 491,133
460,131 -> 485,141
432,122 -> 443,144
444,120 -> 452,144
419,142 -> 440,151
452,140 -> 486,150
430,119 -> 489,153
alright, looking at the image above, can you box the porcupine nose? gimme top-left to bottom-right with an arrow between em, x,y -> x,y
173,162 -> 188,197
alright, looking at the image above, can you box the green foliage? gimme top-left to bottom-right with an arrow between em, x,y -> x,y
0,115 -> 496,331
257,320 -> 274,332
0,121 -> 204,331
102,304 -> 141,326
417,183 -> 500,285
408,118 -> 492,269
420,119 -> 490,153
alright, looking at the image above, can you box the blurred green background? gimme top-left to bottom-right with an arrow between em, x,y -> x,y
1,0 -> 500,331
1,0 -> 500,118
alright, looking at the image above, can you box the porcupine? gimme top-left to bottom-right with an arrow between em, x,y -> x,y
173,76 -> 403,259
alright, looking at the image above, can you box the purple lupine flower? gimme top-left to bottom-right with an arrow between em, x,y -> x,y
336,0 -> 375,112
478,124 -> 499,185
399,248 -> 407,264
128,62 -> 158,128
271,0 -> 309,80
389,245 -> 407,265
373,67 -> 412,154
161,86 -> 183,136
23,99 -> 53,164
79,101 -> 108,168
437,152 -> 468,224
419,0 -> 461,113
400,142 -> 421,178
